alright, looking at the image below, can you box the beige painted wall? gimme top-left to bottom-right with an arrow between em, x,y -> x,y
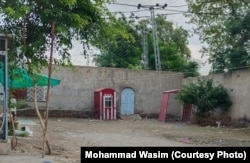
183,69 -> 250,121
30,66 -> 184,118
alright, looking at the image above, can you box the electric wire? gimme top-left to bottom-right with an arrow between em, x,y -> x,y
93,2 -> 249,75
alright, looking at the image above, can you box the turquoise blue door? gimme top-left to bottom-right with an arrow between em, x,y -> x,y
120,88 -> 135,115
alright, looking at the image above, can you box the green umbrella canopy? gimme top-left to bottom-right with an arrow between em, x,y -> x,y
0,67 -> 61,89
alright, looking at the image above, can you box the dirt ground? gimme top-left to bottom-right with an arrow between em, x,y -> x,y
1,115 -> 250,163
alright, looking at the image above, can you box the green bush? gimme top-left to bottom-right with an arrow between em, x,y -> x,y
176,78 -> 232,119
16,99 -> 28,109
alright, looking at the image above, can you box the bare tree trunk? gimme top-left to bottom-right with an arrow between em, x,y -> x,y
21,12 -> 52,156
9,112 -> 17,150
42,20 -> 56,157
33,85 -> 51,156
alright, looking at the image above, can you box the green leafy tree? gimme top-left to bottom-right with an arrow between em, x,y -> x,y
0,0 -> 114,156
94,14 -> 200,77
94,14 -> 142,69
0,0 -> 114,71
146,15 -> 199,77
182,61 -> 200,77
176,78 -> 232,119
186,0 -> 250,73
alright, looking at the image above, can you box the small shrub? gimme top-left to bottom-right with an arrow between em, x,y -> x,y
16,99 -> 28,109
176,78 -> 232,123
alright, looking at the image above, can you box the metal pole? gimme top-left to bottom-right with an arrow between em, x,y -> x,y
0,34 -> 8,141
142,26 -> 148,69
4,45 -> 8,141
138,3 -> 167,71
150,7 -> 161,71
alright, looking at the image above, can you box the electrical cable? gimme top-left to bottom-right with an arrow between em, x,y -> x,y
95,2 -> 250,75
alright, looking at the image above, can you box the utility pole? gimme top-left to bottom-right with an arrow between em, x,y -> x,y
142,25 -> 148,69
138,3 -> 167,71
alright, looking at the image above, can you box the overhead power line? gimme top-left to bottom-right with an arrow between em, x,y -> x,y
108,2 -> 138,7
107,3 -> 246,17
137,3 -> 169,71
109,2 -> 187,8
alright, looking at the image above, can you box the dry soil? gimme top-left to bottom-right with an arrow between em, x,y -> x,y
1,115 -> 250,163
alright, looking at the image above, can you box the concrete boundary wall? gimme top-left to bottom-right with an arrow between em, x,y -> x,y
183,69 -> 250,122
23,66 -> 184,119
19,66 -> 250,124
